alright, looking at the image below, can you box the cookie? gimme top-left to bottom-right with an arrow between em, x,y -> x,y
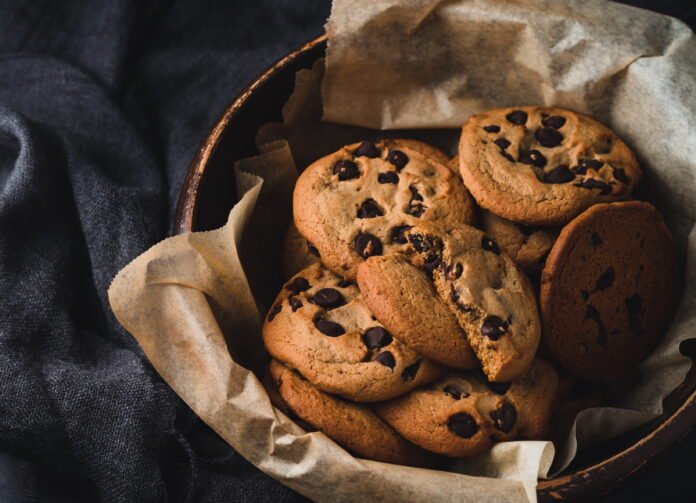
281,221 -> 320,279
479,209 -> 558,275
282,139 -> 450,279
540,201 -> 678,381
263,263 -> 443,402
459,106 -> 641,226
375,359 -> 559,457
358,223 -> 540,382
266,360 -> 438,466
356,254 -> 478,369
293,140 -> 475,279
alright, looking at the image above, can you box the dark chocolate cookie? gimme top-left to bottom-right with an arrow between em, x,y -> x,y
540,201 -> 678,381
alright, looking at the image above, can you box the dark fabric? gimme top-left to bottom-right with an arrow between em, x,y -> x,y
0,1 -> 693,502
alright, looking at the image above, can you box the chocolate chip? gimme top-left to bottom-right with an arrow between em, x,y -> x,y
574,179 -> 611,194
481,236 -> 500,254
519,149 -> 547,168
314,318 -> 345,336
289,296 -> 303,312
354,233 -> 382,258
286,276 -> 310,293
405,203 -> 426,217
491,402 -> 517,433
409,185 -> 424,201
481,315 -> 508,340
307,242 -> 320,257
363,327 -> 393,349
337,280 -> 353,288
591,232 -> 602,248
357,199 -> 384,219
500,151 -> 516,162
378,171 -> 399,184
444,384 -> 470,400
494,138 -> 511,150
450,286 -> 475,313
387,149 -> 409,171
486,380 -> 512,395
408,233 -> 443,256
585,304 -> 600,320
401,360 -> 421,381
542,115 -> 566,129
375,351 -> 396,369
585,305 -> 607,346
483,125 -> 501,133
333,159 -> 360,181
595,267 -> 615,291
506,110 -> 528,125
626,294 -> 644,336
613,167 -> 630,185
578,158 -> 604,174
535,127 -> 564,148
267,303 -> 282,322
626,294 -> 643,315
354,141 -> 380,158
312,288 -> 345,309
445,262 -> 463,280
448,413 -> 479,438
422,254 -> 441,273
543,165 -> 575,184
581,290 -> 590,301
390,225 -> 412,244
405,186 -> 426,217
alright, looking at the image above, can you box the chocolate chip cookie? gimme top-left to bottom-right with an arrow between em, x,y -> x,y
263,263 -> 443,402
375,359 -> 559,457
293,140 -> 475,279
356,254 -> 479,369
459,107 -> 641,225
540,201 -> 678,381
266,360 -> 438,466
479,209 -> 558,275
358,223 -> 541,382
282,139 -> 450,279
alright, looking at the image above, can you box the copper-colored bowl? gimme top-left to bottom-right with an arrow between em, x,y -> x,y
174,35 -> 696,501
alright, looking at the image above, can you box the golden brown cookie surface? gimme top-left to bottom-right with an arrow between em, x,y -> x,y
459,107 -> 641,225
294,141 -> 475,279
375,359 -> 558,457
266,360 -> 438,466
263,263 -> 443,402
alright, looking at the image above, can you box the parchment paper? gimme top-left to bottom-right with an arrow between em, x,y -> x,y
109,1 -> 696,502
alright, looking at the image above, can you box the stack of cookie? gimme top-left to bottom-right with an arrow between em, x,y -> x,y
262,107 -> 679,464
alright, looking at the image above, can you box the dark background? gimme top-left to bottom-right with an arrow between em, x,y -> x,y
0,1 -> 693,502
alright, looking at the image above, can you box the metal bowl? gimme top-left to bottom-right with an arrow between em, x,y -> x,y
174,35 -> 696,502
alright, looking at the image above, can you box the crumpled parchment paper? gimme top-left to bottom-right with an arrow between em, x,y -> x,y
109,1 -> 696,502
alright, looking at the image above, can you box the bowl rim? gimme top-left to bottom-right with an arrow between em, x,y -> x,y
174,34 -> 696,501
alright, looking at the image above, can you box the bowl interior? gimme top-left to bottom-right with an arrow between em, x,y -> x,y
175,37 -> 696,502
